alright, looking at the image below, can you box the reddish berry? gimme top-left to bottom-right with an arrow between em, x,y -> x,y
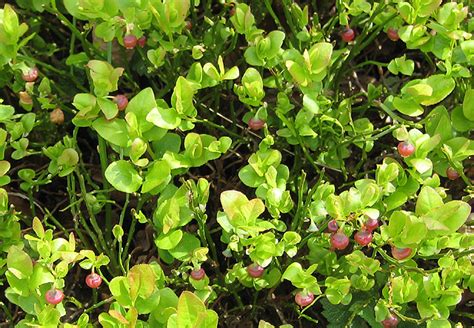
137,36 -> 147,48
330,232 -> 349,250
327,219 -> 339,233
22,67 -> 39,82
45,289 -> 64,305
247,263 -> 264,278
354,230 -> 373,246
229,7 -> 236,16
185,21 -> 192,30
295,291 -> 314,307
114,94 -> 128,111
341,28 -> 355,42
248,117 -> 265,130
123,35 -> 138,49
397,141 -> 415,158
19,91 -> 33,105
365,218 -> 379,232
381,313 -> 399,328
190,268 -> 206,281
446,167 -> 460,180
387,27 -> 399,42
391,246 -> 412,260
85,273 -> 102,289
50,108 -> 64,125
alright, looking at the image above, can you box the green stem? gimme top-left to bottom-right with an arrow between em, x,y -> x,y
341,124 -> 400,146
376,247 -> 439,275
118,193 -> 129,229
276,112 -> 333,174
69,17 -> 77,75
27,188 -> 36,218
354,60 -> 388,69
75,170 -> 116,267
280,0 -> 299,48
49,0 -> 92,58
452,311 -> 474,320
122,195 -> 150,264
0,302 -> 13,322
263,0 -> 284,31
118,240 -> 126,275
375,101 -> 416,126
84,297 -> 114,314
194,118 -> 244,140
291,171 -> 307,231
67,175 -> 102,253
43,207 -> 69,237
92,289 -> 98,308
331,8 -> 395,94
391,309 -> 431,324
98,136 -> 113,243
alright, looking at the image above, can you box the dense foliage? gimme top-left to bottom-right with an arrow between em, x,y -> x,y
0,0 -> 473,327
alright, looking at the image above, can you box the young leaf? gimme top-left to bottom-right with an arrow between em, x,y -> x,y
105,160 -> 142,193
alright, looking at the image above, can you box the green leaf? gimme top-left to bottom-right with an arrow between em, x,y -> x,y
325,277 -> 351,305
94,21 -> 116,42
0,160 -> 10,177
109,276 -> 132,307
175,291 -> 218,328
222,66 -> 240,80
424,106 -> 452,142
87,60 -> 124,97
405,83 -> 432,98
452,105 -> 474,132
239,165 -> 263,188
230,3 -> 255,35
105,160 -> 142,193
155,230 -> 183,250
423,201 -> 471,234
146,106 -> 181,130
463,88 -> 474,121
401,75 -> 455,106
0,105 -> 14,121
286,60 -> 309,86
387,210 -> 408,234
415,187 -> 443,216
282,262 -> 320,294
171,77 -> 198,117
97,97 -> 118,120
92,118 -> 129,147
266,30 -> 285,58
308,42 -> 333,75
128,264 -> 156,300
66,52 -> 88,66
388,55 -> 415,75
203,63 -> 220,81
393,96 -> 424,116
325,195 -> 344,219
142,161 -> 171,193
220,190 -> 264,223
385,191 -> 408,212
58,148 -> 79,167
391,275 -> 418,303
112,225 -> 124,241
1,4 -> 24,45
244,46 -> 264,66
7,245 -> 33,279
38,307 -> 61,327
410,158 -> 432,174
168,233 -> 201,261
126,88 -> 158,133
